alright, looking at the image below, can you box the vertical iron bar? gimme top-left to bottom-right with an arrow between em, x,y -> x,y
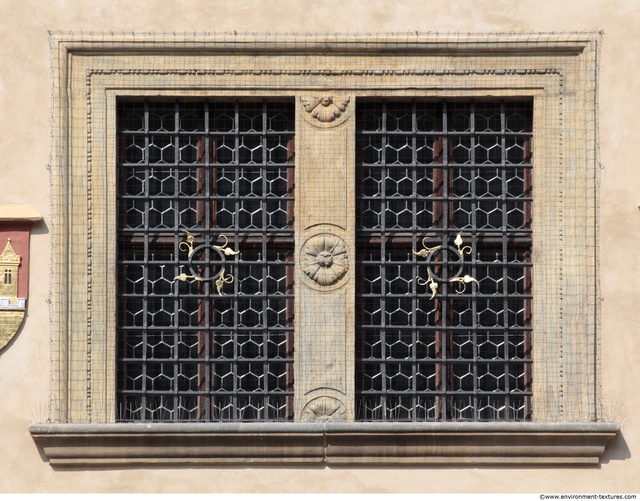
411,100 -> 418,420
203,100 -> 211,421
173,100 -> 180,420
500,101 -> 511,418
441,101 -> 449,419
232,101 -> 240,420
141,100 -> 150,421
380,100 -> 388,419
470,101 -> 478,421
261,100 -> 269,419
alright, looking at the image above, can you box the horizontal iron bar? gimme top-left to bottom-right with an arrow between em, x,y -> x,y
357,163 -> 533,168
119,131 -> 295,136
119,162 -> 295,168
356,390 -> 533,396
356,293 -> 533,299
117,390 -> 295,396
119,326 -> 294,332
357,358 -> 532,364
356,326 -> 532,332
119,357 -> 294,363
357,131 -> 532,137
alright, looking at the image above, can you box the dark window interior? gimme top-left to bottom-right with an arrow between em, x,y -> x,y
355,99 -> 533,421
116,99 -> 295,422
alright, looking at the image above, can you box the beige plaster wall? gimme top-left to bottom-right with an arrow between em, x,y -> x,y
0,0 -> 637,493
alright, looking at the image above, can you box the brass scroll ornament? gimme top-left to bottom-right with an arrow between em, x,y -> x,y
173,230 -> 240,295
413,232 -> 479,300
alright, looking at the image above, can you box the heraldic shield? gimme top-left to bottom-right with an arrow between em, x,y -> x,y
0,206 -> 41,352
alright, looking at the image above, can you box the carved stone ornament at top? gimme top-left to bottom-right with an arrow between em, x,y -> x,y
300,96 -> 351,127
300,396 -> 347,422
302,234 -> 349,287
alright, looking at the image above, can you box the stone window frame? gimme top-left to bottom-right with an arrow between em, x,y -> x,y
30,32 -> 619,466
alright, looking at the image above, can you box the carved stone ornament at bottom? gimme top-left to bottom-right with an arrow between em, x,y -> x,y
301,234 -> 349,286
300,396 -> 347,422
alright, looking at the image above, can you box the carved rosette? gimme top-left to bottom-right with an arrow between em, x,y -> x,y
302,234 -> 349,287
300,96 -> 351,127
301,396 -> 347,422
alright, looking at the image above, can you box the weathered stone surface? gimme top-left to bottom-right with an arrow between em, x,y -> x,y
29,422 -> 620,466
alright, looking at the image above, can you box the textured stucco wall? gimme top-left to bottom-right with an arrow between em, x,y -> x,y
0,0 -> 638,492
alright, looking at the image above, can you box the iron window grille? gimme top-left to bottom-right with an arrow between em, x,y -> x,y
116,99 -> 295,422
355,99 -> 533,421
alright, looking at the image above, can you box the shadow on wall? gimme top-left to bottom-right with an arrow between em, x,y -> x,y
600,429 -> 631,463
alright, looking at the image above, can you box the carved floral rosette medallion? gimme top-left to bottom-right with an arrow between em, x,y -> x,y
301,233 -> 349,287
300,396 -> 347,422
300,95 -> 351,128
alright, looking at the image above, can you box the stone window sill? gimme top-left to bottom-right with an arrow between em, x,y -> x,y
29,421 -> 619,466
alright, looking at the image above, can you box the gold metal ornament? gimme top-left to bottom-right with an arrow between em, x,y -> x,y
414,232 -> 479,300
417,268 -> 439,300
178,230 -> 197,256
173,272 -> 202,282
214,267 -> 234,295
454,232 -> 473,257
449,274 -> 480,294
213,234 -> 241,257
412,237 -> 441,258
173,230 -> 239,295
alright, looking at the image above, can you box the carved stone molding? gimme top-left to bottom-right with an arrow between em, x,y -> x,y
301,396 -> 347,422
300,96 -> 351,127
29,422 -> 620,466
301,233 -> 349,287
88,68 -> 563,78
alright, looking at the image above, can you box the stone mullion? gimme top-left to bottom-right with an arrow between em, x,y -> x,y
295,94 -> 356,422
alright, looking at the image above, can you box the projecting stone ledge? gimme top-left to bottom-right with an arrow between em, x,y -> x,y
0,205 -> 43,222
29,421 -> 620,467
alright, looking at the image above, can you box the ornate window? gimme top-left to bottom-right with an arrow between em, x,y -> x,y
30,33 -> 619,465
116,99 -> 295,421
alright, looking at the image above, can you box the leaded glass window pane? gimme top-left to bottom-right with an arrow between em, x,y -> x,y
116,99 -> 295,422
355,99 -> 533,422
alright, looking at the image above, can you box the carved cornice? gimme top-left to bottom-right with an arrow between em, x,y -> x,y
52,31 -> 596,57
30,422 -> 620,466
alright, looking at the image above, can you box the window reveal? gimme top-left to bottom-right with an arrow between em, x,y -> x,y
116,99 -> 295,422
355,100 -> 533,421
